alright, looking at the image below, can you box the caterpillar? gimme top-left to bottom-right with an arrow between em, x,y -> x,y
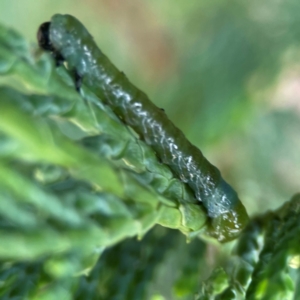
37,14 -> 248,241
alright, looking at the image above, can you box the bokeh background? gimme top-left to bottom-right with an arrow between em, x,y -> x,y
1,0 -> 300,234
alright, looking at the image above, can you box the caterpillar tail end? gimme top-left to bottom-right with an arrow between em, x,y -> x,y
207,201 -> 249,243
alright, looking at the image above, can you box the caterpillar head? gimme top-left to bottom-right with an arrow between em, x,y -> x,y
37,22 -> 53,52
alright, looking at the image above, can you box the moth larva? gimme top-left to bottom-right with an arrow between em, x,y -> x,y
37,14 -> 248,241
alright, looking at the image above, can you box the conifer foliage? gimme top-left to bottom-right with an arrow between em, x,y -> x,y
0,17 -> 299,299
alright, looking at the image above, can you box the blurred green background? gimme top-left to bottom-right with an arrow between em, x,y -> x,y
1,0 -> 300,234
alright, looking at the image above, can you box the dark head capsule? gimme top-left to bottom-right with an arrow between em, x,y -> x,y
37,22 -> 53,51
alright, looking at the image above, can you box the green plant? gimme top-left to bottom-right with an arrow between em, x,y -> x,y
0,15 -> 299,300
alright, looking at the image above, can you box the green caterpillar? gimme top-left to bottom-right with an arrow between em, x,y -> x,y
37,14 -> 248,241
